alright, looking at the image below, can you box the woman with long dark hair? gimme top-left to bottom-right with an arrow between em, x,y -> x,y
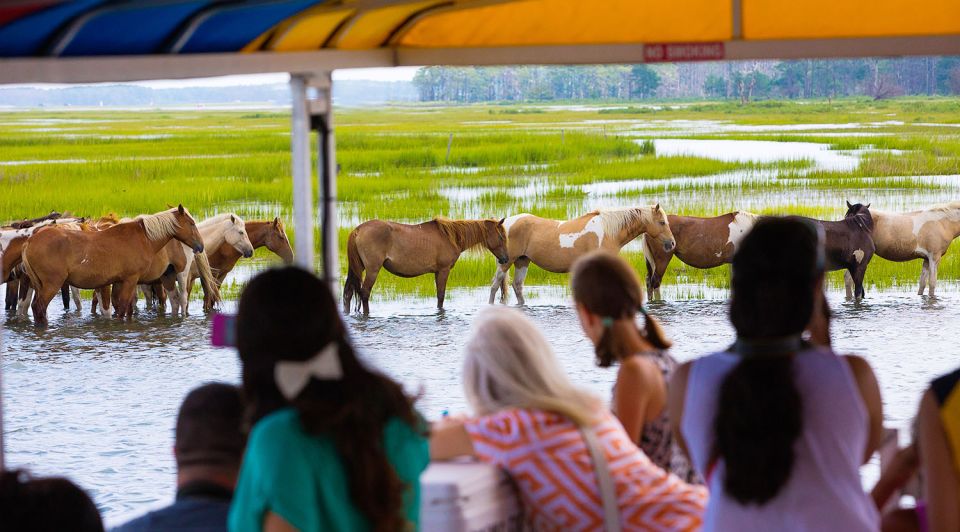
228,267 -> 429,532
571,250 -> 699,483
668,217 -> 884,531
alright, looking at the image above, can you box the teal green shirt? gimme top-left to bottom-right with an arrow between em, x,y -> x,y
228,408 -> 429,532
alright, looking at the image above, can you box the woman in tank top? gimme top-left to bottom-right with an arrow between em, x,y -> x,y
570,250 -> 699,484
667,217 -> 885,532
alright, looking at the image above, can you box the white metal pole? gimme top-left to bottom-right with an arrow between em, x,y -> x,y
290,74 -> 315,271
318,72 -> 339,290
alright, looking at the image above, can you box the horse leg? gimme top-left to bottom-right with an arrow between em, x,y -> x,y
176,271 -> 190,316
843,270 -> 854,300
360,266 -> 381,315
512,256 -> 531,306
160,277 -> 177,315
139,285 -> 154,309
70,286 -> 81,312
435,267 -> 451,310
853,265 -> 867,300
31,281 -> 63,327
60,283 -> 70,310
5,279 -> 18,311
918,258 -> 930,296
114,281 -> 138,320
488,262 -> 510,305
98,286 -> 112,316
17,278 -> 34,317
928,255 -> 941,297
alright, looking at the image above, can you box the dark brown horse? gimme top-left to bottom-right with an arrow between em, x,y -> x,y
799,202 -> 875,300
344,217 -> 508,314
642,211 -> 758,299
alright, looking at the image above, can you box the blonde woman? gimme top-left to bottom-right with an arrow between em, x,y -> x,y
431,308 -> 706,531
571,251 -> 699,483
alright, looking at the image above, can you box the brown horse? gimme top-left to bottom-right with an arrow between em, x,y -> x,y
21,205 -> 204,325
489,206 -> 675,305
642,211 -> 758,300
185,217 -> 294,309
867,202 -> 960,296
344,217 -> 508,314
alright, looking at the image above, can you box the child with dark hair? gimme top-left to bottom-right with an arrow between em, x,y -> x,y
668,217 -> 884,531
1,469 -> 104,532
228,267 -> 428,532
571,250 -> 699,484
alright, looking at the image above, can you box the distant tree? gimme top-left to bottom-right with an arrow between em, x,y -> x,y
704,74 -> 727,98
629,65 -> 660,98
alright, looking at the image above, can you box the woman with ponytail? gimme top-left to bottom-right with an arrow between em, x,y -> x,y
571,250 -> 699,483
228,267 -> 429,532
668,217 -> 884,531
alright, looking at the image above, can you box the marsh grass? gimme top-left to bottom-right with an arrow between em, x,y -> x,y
2,100 -> 959,299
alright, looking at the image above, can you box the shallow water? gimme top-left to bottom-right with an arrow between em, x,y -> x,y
4,281 -> 959,525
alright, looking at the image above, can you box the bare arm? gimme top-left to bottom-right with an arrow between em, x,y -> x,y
264,512 -> 298,532
667,361 -> 693,464
844,355 -> 884,464
613,358 -> 663,443
918,389 -> 960,532
429,419 -> 476,460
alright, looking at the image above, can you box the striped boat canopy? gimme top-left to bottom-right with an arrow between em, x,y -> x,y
1,0 -> 958,83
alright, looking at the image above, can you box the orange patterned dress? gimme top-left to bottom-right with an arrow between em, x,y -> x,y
464,407 -> 706,531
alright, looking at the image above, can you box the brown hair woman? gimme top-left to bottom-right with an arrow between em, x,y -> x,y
570,250 -> 699,483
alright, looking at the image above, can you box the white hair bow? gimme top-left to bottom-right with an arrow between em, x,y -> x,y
274,343 -> 342,400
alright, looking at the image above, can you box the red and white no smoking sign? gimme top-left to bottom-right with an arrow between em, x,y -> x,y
643,42 -> 726,62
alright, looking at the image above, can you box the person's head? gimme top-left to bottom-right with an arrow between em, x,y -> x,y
236,266 -> 420,532
715,217 -> 826,506
0,469 -> 104,532
570,250 -> 671,367
174,383 -> 244,483
463,307 -> 599,427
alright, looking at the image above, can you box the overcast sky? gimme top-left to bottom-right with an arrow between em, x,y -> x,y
4,66 -> 421,90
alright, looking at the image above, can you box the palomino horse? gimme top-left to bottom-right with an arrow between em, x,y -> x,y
489,206 -> 675,305
21,205 -> 204,325
138,213 -> 248,314
800,202 -> 875,300
865,202 -> 960,296
185,217 -> 294,309
642,211 -> 758,300
344,217 -> 508,314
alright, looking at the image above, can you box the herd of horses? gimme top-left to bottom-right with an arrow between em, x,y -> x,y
1,207 -> 293,326
345,201 -> 960,313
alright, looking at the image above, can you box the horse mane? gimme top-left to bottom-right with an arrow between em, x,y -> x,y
97,213 -> 120,225
433,216 -> 489,250
199,213 -> 242,229
594,207 -> 652,237
928,201 -> 960,215
139,209 -> 182,242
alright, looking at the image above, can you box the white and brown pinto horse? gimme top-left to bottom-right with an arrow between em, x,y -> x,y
490,206 -> 675,305
2,217 -> 84,313
344,217 -> 508,314
867,202 -> 960,296
22,205 -> 204,325
642,211 -> 758,300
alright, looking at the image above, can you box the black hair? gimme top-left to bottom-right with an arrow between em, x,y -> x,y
174,382 -> 245,468
0,470 -> 104,532
715,217 -> 822,505
236,266 -> 422,532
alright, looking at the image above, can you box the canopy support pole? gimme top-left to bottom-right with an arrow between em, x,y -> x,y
310,73 -> 339,290
290,74 -> 315,271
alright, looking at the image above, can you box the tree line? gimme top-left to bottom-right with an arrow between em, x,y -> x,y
412,57 -> 960,103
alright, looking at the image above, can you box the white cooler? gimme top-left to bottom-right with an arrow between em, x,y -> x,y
420,460 -> 524,531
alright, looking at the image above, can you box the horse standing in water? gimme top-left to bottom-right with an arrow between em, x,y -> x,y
866,202 -> 960,296
21,205 -> 204,325
185,217 -> 294,309
344,217 -> 508,314
800,202 -> 875,300
642,211 -> 758,299
490,206 -> 675,305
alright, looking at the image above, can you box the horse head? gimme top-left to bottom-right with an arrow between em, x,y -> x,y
845,201 -> 874,232
647,204 -> 676,252
484,218 -> 509,264
224,214 -> 255,258
171,204 -> 204,253
266,217 -> 295,264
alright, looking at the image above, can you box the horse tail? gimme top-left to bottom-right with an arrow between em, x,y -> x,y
345,230 -> 364,313
193,252 -> 221,309
20,242 -> 41,292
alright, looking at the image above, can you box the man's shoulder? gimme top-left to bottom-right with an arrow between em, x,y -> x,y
111,498 -> 230,532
